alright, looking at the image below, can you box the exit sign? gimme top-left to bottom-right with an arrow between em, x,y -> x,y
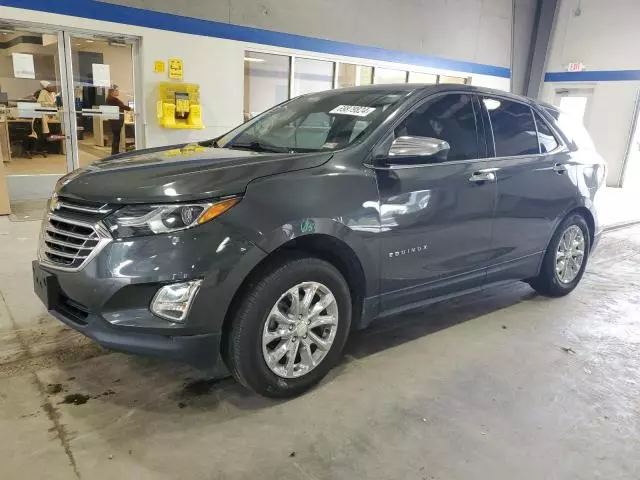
566,62 -> 586,72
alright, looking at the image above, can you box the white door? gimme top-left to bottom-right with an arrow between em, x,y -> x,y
554,88 -> 594,123
621,90 -> 640,188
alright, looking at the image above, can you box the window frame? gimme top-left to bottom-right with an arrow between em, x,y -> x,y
531,108 -> 561,154
370,91 -> 484,167
479,94 -> 566,160
243,50 -> 293,121
292,56 -> 336,97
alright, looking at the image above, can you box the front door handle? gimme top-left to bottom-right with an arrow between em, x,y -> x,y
553,163 -> 568,174
469,170 -> 497,183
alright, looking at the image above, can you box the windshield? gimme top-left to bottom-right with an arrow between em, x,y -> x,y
216,89 -> 412,153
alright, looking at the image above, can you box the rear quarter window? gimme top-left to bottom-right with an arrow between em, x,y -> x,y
543,107 -> 595,152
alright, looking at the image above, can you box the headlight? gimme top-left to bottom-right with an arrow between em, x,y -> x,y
104,197 -> 240,238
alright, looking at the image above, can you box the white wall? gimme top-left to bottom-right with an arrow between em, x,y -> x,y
546,0 -> 640,72
1,6 -> 247,148
1,5 -> 511,152
102,0 -> 516,70
543,0 -> 640,186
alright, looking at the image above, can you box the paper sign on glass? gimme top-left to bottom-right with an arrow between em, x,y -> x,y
329,105 -> 376,117
12,53 -> 35,79
92,63 -> 111,87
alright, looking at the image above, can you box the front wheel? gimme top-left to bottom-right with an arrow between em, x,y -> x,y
223,257 -> 352,398
529,213 -> 591,297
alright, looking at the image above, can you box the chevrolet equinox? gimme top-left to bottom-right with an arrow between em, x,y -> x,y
33,85 -> 606,397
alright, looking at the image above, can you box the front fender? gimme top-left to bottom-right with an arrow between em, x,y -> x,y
255,217 -> 379,297
217,162 -> 382,298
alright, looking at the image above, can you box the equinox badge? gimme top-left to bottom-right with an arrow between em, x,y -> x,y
388,244 -> 428,258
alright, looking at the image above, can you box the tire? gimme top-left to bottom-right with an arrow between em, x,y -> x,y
223,257 -> 352,398
529,213 -> 591,297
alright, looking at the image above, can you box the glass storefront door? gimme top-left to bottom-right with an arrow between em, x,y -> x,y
68,34 -> 136,165
0,22 -> 138,213
0,26 -> 70,209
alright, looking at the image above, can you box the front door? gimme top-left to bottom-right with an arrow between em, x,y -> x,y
373,93 -> 497,312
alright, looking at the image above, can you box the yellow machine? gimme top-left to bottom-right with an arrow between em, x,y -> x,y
157,82 -> 204,129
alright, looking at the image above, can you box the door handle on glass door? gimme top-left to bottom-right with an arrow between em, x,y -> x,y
553,163 -> 567,174
469,169 -> 497,183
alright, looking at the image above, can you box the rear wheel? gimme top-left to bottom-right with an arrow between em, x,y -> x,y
224,257 -> 351,398
529,213 -> 590,297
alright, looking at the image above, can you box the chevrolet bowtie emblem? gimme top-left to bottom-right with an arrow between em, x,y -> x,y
49,193 -> 61,212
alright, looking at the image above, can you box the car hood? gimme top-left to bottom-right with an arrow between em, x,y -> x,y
57,144 -> 333,204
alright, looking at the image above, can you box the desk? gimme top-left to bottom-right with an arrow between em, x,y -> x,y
7,118 -> 65,159
93,116 -> 135,151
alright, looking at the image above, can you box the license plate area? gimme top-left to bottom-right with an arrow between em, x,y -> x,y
32,261 -> 60,310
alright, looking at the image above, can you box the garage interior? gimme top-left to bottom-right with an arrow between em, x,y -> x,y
1,0 -> 640,479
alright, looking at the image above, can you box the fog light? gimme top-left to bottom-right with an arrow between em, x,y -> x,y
150,280 -> 202,322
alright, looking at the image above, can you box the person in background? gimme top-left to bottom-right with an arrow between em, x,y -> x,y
36,80 -> 57,105
34,80 -> 57,145
106,85 -> 132,155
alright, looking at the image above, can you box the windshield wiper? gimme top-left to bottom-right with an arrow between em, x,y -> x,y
198,138 -> 220,148
226,141 -> 292,153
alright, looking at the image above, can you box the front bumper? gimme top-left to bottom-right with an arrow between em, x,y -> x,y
33,219 -> 267,367
49,294 -> 221,367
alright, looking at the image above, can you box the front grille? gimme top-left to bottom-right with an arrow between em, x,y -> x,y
39,197 -> 113,271
56,197 -> 113,217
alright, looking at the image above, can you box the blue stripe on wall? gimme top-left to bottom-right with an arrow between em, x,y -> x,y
0,0 -> 511,79
545,70 -> 640,82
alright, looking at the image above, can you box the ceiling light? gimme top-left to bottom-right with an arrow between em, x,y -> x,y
483,98 -> 501,111
244,57 -> 265,63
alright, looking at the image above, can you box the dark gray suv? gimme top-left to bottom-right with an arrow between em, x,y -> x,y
32,85 -> 606,397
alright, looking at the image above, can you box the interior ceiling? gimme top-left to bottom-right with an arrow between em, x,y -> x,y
0,33 -> 111,54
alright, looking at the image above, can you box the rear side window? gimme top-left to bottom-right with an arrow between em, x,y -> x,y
544,107 -> 596,151
483,97 -> 539,157
394,93 -> 479,161
533,111 -> 559,153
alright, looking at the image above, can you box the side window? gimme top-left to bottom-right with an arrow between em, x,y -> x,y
545,107 -> 596,152
483,97 -> 539,157
393,93 -> 478,161
533,111 -> 559,153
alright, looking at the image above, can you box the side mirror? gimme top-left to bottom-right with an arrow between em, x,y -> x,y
387,136 -> 450,163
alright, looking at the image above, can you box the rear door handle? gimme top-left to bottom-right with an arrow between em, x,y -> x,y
553,163 -> 568,174
469,169 -> 497,183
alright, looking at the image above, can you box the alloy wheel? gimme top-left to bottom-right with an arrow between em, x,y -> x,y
555,225 -> 585,284
261,282 -> 339,378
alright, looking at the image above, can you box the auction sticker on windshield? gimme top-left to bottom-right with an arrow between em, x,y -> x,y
329,105 -> 377,117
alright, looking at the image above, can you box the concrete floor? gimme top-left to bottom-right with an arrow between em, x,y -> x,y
0,217 -> 639,480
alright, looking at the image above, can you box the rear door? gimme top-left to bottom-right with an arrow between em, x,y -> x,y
479,95 -> 578,282
373,92 -> 497,311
